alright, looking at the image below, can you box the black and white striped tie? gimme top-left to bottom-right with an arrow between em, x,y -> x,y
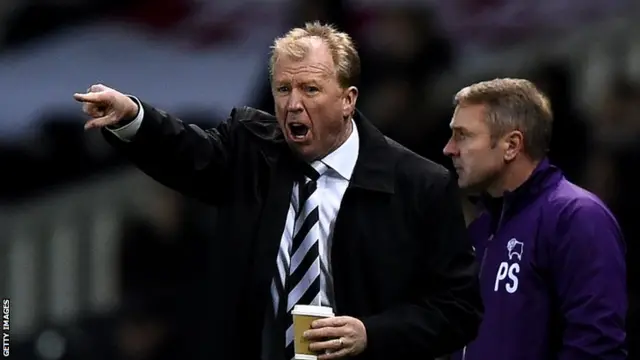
272,161 -> 327,360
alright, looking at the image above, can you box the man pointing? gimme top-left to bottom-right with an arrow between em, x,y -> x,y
75,22 -> 482,360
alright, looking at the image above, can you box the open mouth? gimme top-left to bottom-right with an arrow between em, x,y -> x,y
287,122 -> 310,140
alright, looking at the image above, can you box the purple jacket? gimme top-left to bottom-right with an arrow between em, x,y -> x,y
452,159 -> 627,360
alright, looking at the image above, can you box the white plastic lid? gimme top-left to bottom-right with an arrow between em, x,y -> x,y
291,305 -> 334,317
294,354 -> 318,360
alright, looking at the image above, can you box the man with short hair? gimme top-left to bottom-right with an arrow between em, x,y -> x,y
74,22 -> 482,360
444,78 -> 627,360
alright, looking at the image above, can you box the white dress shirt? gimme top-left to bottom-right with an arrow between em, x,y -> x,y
108,99 -> 145,142
294,120 -> 359,308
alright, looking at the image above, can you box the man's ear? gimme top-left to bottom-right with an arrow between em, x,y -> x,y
503,130 -> 524,161
343,86 -> 358,118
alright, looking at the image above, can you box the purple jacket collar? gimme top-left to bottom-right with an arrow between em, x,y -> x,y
479,157 -> 564,219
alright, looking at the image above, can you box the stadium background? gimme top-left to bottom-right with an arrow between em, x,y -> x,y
0,0 -> 638,359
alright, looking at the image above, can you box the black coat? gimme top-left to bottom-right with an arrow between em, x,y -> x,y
103,103 -> 483,360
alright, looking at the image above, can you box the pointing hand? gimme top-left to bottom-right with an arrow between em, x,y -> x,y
74,84 -> 139,130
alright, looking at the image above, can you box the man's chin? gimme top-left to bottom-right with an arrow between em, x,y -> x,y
458,182 -> 472,192
458,178 -> 484,193
457,176 -> 469,188
287,141 -> 318,162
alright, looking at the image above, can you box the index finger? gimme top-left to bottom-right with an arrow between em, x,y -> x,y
311,316 -> 349,329
73,92 -> 105,103
303,326 -> 345,340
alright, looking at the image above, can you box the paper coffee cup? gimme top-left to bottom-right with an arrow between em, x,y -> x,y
292,305 -> 334,360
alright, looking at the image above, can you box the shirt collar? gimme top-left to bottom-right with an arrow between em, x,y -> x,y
317,119 -> 359,180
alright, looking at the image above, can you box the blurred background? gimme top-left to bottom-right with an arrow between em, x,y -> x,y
0,0 -> 638,359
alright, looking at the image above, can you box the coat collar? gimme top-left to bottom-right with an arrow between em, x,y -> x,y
318,119 -> 358,181
244,107 -> 398,194
479,157 -> 564,217
347,109 -> 397,194
503,157 -> 563,201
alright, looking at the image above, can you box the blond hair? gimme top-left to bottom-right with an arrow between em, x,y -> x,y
454,78 -> 553,159
269,21 -> 360,88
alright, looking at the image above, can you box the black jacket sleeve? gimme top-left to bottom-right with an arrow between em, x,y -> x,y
102,101 -> 242,204
360,171 -> 483,358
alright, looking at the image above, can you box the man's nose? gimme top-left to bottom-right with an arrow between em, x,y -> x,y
286,91 -> 304,113
443,139 -> 457,157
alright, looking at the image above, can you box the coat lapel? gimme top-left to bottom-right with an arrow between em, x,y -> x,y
330,110 -> 400,312
348,110 -> 398,193
251,149 -> 296,303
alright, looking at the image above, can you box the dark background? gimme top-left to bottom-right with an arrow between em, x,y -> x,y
0,0 -> 638,359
